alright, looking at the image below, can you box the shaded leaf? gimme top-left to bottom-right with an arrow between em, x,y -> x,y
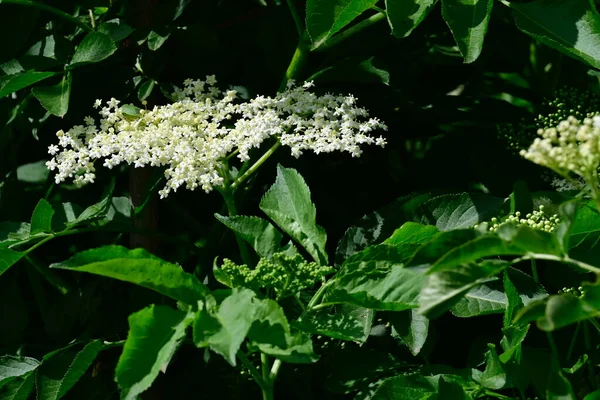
97,19 -> 134,41
68,32 -> 117,69
260,165 -> 328,265
0,249 -> 25,276
442,0 -> 494,63
32,72 -> 71,117
385,0 -> 438,38
294,305 -> 372,342
214,214 -> 283,258
116,305 -> 192,400
16,160 -> 49,184
478,344 -> 506,390
51,245 -> 208,304
37,340 -> 102,400
30,199 -> 54,235
390,309 -> 429,356
306,0 -> 378,48
508,0 -> 600,69
0,71 -> 57,98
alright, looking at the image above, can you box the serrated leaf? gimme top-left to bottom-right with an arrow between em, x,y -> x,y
68,32 -> 117,69
97,19 -> 134,41
413,193 -> 503,231
294,305 -> 372,342
478,344 -> 506,390
147,30 -> 170,51
442,0 -> 494,63
0,249 -> 25,276
390,309 -> 429,356
385,0 -> 438,38
50,245 -> 208,305
450,267 -> 545,318
503,270 -> 523,328
419,260 -> 508,319
507,0 -> 600,69
116,305 -> 192,400
0,371 -> 35,400
37,340 -> 102,400
0,356 -> 39,387
326,260 -> 426,311
32,72 -> 71,117
309,57 -> 390,85
215,214 -> 283,258
69,178 -> 115,226
260,165 -> 328,265
30,198 -> 54,235
0,71 -> 57,98
306,0 -> 378,48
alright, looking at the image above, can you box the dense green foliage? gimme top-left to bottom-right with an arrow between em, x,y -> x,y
3,0 -> 600,399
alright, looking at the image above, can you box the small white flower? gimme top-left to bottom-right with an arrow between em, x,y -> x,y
93,99 -> 102,109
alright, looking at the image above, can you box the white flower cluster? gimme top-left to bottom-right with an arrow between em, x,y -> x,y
46,76 -> 387,198
520,116 -> 600,189
484,205 -> 560,233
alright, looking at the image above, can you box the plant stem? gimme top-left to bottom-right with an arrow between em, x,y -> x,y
238,351 -> 268,392
285,0 -> 304,38
566,322 -> 581,360
307,279 -> 333,310
312,12 -> 386,52
220,186 -> 253,266
589,318 -> 600,334
25,255 -> 71,295
546,331 -> 561,368
584,321 -> 598,390
530,259 -> 539,283
1,0 -> 94,32
279,36 -> 310,92
231,142 -> 282,191
261,353 -> 274,400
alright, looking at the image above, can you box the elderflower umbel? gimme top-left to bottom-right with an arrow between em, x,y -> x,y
46,76 -> 387,198
520,116 -> 600,191
479,205 -> 560,233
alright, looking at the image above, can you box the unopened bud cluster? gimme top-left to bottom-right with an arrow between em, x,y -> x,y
46,76 -> 387,198
520,116 -> 600,189
220,253 -> 333,298
558,286 -> 585,298
483,205 -> 560,233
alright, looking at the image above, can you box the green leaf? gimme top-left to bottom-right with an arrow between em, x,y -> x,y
137,79 -> 155,102
515,282 -> 600,331
0,356 -> 39,387
147,30 -> 171,51
32,72 -> 72,117
193,289 -> 258,365
503,269 -> 524,328
214,214 -> 283,258
97,19 -> 134,41
507,0 -> 600,69
30,199 -> 54,235
335,192 -> 433,265
477,344 -> 506,390
37,340 -> 102,400
412,193 -> 503,231
68,32 -> 117,69
0,71 -> 57,98
116,305 -> 192,400
584,390 -> 600,400
69,178 -> 115,226
450,267 -> 545,318
308,57 -> 390,85
0,371 -> 35,400
441,0 -> 494,63
0,249 -> 25,276
294,305 -> 372,342
390,309 -> 429,356
16,160 -> 50,184
306,0 -> 378,48
419,260 -> 508,319
563,354 -> 588,375
384,222 -> 440,245
385,0 -> 438,38
546,369 -> 576,399
50,245 -> 208,305
326,261 -> 426,311
260,165 -> 328,265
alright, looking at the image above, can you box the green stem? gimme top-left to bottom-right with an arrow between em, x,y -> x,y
546,331 -> 561,368
238,351 -> 268,392
307,279 -> 334,310
279,36 -> 310,92
566,322 -> 581,360
261,353 -> 274,400
25,254 -> 71,295
511,254 -> 600,275
220,187 -> 253,266
589,318 -> 600,334
231,141 -> 282,191
285,0 -> 304,38
1,0 -> 94,32
530,259 -> 539,283
584,321 -> 598,390
312,12 -> 386,52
